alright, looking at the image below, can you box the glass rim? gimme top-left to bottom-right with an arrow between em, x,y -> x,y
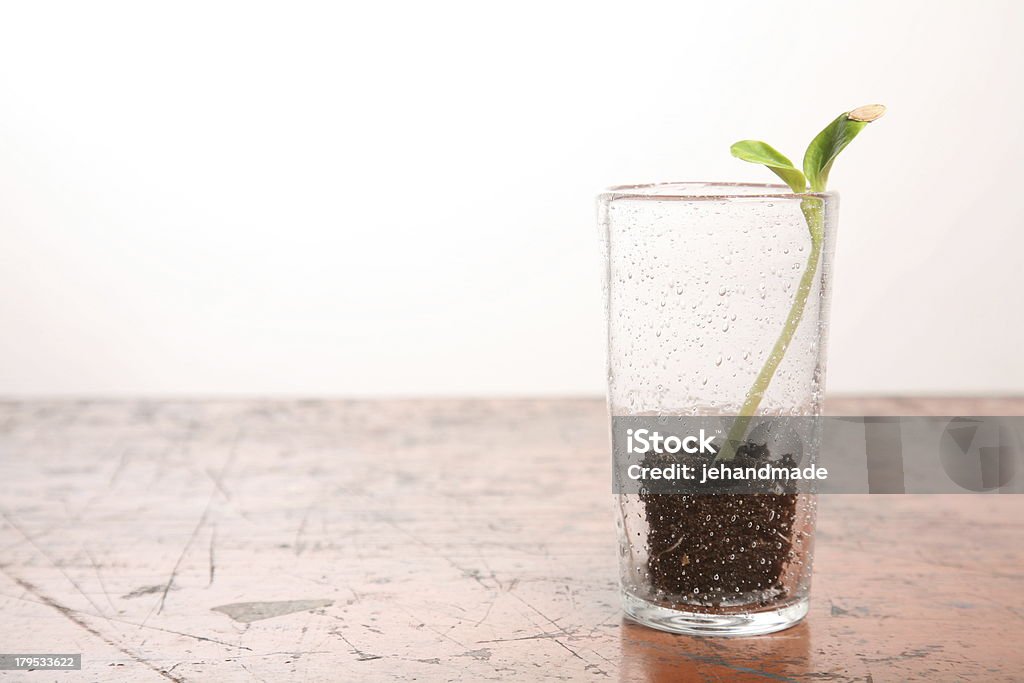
599,181 -> 838,202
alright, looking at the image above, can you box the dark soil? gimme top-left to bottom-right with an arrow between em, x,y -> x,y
639,442 -> 800,608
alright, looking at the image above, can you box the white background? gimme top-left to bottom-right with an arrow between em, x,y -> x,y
1,1 -> 1022,396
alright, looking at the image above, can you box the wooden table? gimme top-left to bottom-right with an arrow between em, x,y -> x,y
1,398 -> 1022,681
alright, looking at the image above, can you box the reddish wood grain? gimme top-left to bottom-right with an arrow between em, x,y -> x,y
0,398 -> 1021,681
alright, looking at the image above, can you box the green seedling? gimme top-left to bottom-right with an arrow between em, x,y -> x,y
719,105 -> 885,460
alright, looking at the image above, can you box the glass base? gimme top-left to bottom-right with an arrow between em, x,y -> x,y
622,593 -> 808,637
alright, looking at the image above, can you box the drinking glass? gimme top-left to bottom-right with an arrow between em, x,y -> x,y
599,182 -> 839,636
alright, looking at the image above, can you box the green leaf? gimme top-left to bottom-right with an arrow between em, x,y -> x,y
722,104 -> 885,457
730,140 -> 807,193
803,104 -> 886,192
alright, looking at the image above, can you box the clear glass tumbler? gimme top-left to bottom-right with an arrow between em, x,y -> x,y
599,182 -> 839,636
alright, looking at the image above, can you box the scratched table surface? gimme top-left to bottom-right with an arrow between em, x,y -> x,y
1,398 -> 1022,682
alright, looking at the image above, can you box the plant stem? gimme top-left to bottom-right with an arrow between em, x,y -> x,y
717,198 -> 825,461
